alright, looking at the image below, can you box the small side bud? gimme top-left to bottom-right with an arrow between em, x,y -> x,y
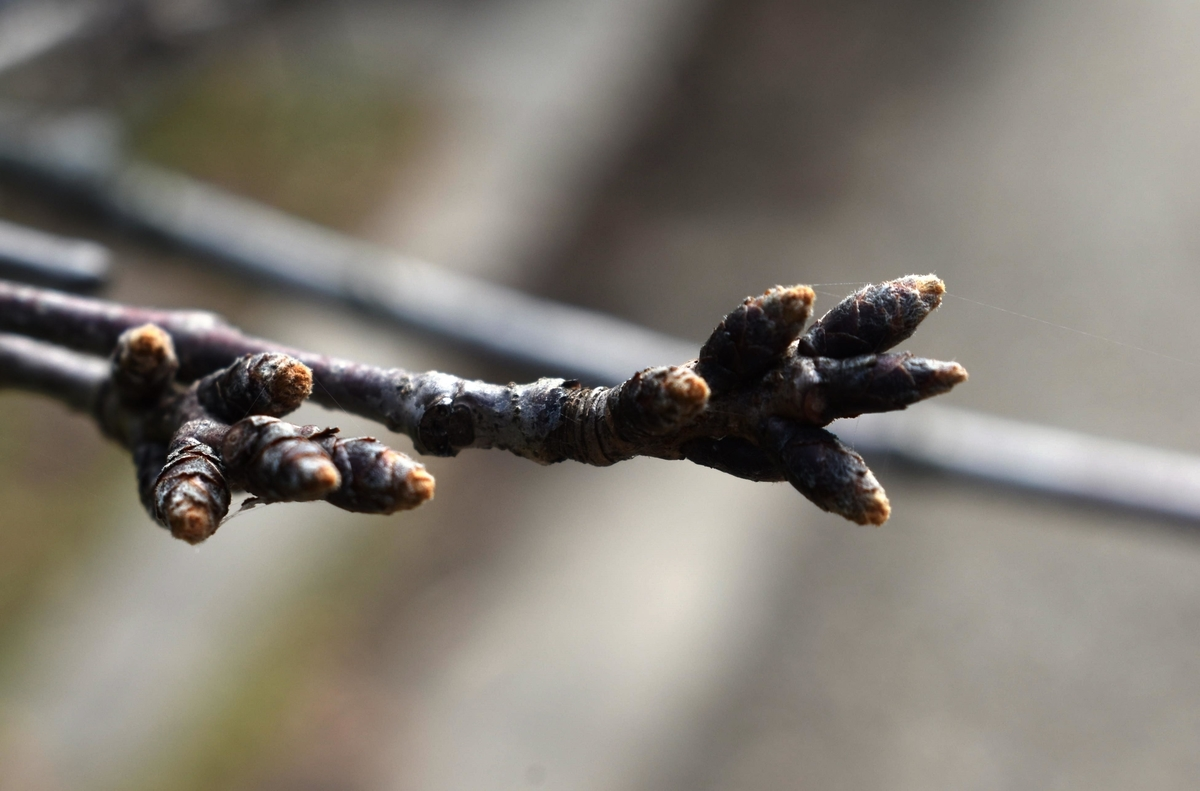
797,275 -> 944,359
153,429 -> 231,544
112,324 -> 178,404
307,429 -> 435,514
223,416 -> 340,502
614,365 -> 709,440
765,419 -> 890,525
698,285 -> 815,391
198,353 -> 313,422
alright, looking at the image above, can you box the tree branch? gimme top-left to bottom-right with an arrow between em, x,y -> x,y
0,274 -> 967,538
0,218 -> 110,293
0,331 -> 107,410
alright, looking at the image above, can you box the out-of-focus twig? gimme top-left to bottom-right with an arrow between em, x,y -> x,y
0,0 -> 107,76
0,0 -> 278,78
0,217 -> 109,291
852,407 -> 1200,523
0,329 -> 105,409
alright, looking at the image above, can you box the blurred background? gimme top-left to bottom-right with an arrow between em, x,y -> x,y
1,0 -> 1199,788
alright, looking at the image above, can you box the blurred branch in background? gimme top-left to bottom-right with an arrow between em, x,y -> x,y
0,105 -> 697,382
0,216 -> 108,291
0,0 -> 107,75
0,0 -> 275,78
0,105 -> 1197,523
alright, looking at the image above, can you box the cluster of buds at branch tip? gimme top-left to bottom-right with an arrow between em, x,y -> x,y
97,329 -> 435,543
410,274 -> 962,525
676,273 -> 965,524
0,274 -> 966,533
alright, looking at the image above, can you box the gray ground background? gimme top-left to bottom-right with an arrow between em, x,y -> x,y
0,0 -> 1198,789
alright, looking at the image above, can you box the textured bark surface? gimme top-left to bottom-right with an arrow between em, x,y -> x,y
0,275 -> 966,535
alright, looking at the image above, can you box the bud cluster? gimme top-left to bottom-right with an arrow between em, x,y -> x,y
102,331 -> 435,544
678,274 -> 966,525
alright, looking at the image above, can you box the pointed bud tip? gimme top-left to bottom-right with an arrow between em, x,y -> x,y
404,466 -> 436,507
664,367 -> 710,410
115,325 -> 178,396
859,489 -> 891,526
907,358 -> 969,398
269,358 -> 314,407
123,324 -> 174,363
167,501 -> 219,544
295,456 -> 342,497
271,360 -> 309,396
942,361 -> 968,384
926,361 -> 968,392
909,274 -> 945,298
766,285 -> 816,325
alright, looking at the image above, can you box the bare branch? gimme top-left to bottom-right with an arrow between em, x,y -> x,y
0,331 -> 107,410
0,218 -> 110,293
0,275 -> 966,532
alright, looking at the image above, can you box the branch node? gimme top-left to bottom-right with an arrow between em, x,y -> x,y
415,396 -> 475,456
614,365 -> 710,439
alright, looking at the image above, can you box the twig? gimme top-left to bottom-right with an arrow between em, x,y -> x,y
852,407 -> 1200,524
2,109 -> 1196,523
0,275 -> 966,538
0,331 -> 106,409
0,105 -> 695,383
0,217 -> 110,292
2,323 -> 433,543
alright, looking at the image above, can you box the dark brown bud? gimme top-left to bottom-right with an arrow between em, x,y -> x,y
222,416 -> 340,502
613,365 -> 709,441
698,285 -> 815,392
307,429 -> 435,514
679,435 -> 786,482
764,418 -> 889,525
796,274 -> 944,359
198,353 -> 313,422
153,428 -> 231,544
773,352 -> 967,425
112,324 -> 178,404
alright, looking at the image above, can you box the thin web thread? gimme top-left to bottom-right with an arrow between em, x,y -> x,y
944,293 -> 1196,368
